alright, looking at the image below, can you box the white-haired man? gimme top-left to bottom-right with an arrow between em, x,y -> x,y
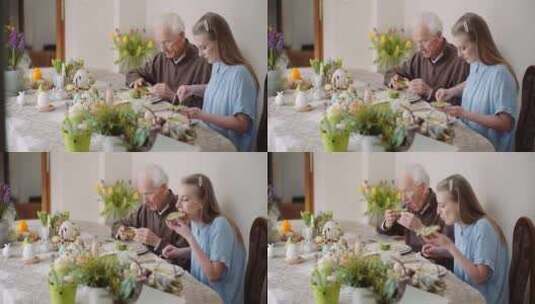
112,164 -> 190,269
377,164 -> 454,269
126,13 -> 211,107
385,12 -> 469,105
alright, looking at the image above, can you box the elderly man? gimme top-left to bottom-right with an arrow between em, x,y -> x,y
385,12 -> 469,105
377,164 -> 454,269
126,13 -> 211,107
112,164 -> 190,269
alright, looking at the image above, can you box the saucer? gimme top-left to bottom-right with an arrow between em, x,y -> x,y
36,104 -> 55,112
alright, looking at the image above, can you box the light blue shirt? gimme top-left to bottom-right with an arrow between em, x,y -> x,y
461,62 -> 518,151
203,62 -> 258,151
191,216 -> 246,304
454,217 -> 509,304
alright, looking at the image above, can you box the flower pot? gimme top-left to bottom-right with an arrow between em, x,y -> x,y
0,221 -> 9,246
49,282 -> 77,304
303,226 -> 314,241
321,131 -> 350,152
86,286 -> 114,304
311,283 -> 341,304
62,131 -> 92,152
4,70 -> 23,97
357,135 -> 385,152
350,287 -> 375,304
98,135 -> 127,152
267,69 -> 283,97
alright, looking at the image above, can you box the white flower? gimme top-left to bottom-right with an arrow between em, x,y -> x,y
335,123 -> 347,131
69,103 -> 84,118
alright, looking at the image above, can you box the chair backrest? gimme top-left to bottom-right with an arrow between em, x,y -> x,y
515,66 -> 535,151
256,75 -> 268,151
244,217 -> 268,304
509,217 -> 535,304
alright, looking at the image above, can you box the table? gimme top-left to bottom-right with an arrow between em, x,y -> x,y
268,68 -> 495,152
5,68 -> 236,152
0,220 -> 223,304
268,220 -> 486,304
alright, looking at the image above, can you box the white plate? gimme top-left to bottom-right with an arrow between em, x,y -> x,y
364,241 -> 412,254
404,261 -> 448,277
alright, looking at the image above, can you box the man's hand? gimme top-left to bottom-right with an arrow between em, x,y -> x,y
116,225 -> 135,241
177,85 -> 194,103
408,79 -> 432,97
134,228 -> 161,247
132,78 -> 146,89
443,106 -> 465,118
397,212 -> 424,232
384,209 -> 400,229
150,83 -> 176,100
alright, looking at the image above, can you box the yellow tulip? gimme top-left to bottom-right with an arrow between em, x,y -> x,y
106,187 -> 113,196
380,35 -> 386,46
133,192 -> 139,200
405,40 -> 412,50
122,36 -> 128,44
147,40 -> 154,49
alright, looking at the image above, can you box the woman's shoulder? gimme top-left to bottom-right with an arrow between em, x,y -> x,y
210,216 -> 232,231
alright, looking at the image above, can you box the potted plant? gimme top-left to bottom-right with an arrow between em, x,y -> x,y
0,184 -> 15,246
310,257 -> 342,304
339,254 -> 408,304
360,180 -> 401,227
267,28 -> 285,96
4,25 -> 27,96
62,110 -> 92,152
87,102 -> 138,152
96,180 -> 140,226
320,104 -> 353,152
112,28 -> 156,74
48,256 -> 78,304
301,211 -> 315,241
369,28 -> 413,74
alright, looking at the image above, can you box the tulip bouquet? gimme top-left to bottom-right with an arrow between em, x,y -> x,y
369,28 -> 413,73
112,28 -> 156,73
360,180 -> 401,217
96,180 -> 140,223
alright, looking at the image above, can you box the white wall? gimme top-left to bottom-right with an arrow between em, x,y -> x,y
313,152 -> 395,222
65,0 -> 116,69
323,0 -> 535,80
24,0 -> 56,51
282,0 -> 314,50
8,154 -> 42,203
272,153 -> 305,203
50,152 -> 267,251
395,152 -> 535,255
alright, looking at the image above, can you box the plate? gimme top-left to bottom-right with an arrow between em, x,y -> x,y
365,241 -> 412,254
36,104 -> 55,112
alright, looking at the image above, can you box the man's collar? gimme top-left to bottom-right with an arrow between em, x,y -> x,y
430,38 -> 447,64
170,40 -> 190,65
157,189 -> 175,215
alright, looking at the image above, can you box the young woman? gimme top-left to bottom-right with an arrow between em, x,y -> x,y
435,13 -> 518,152
177,12 -> 259,152
163,174 -> 246,304
421,174 -> 509,304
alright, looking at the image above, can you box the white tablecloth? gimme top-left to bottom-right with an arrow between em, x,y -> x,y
0,220 -> 223,304
268,68 -> 495,152
5,68 -> 236,152
268,220 -> 486,304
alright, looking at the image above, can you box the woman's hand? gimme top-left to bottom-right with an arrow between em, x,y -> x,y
166,220 -> 193,242
435,88 -> 455,102
423,232 -> 454,252
181,107 -> 205,120
177,85 -> 194,103
162,244 -> 189,259
421,243 -> 450,258
443,106 -> 465,118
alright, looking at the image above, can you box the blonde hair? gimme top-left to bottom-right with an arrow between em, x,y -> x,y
452,12 -> 519,88
436,174 -> 507,245
192,12 -> 259,89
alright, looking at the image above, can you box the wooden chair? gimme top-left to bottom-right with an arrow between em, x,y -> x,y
244,217 -> 267,304
256,75 -> 268,151
509,217 -> 535,304
515,66 -> 535,151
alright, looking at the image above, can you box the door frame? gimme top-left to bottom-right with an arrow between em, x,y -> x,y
55,0 -> 65,60
304,153 -> 314,213
40,153 -> 51,213
313,0 -> 324,60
